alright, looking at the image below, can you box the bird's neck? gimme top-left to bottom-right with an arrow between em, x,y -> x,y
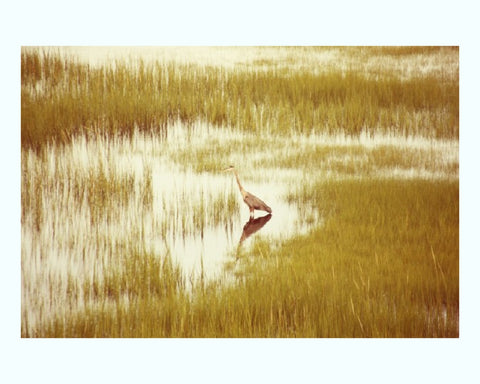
233,170 -> 247,197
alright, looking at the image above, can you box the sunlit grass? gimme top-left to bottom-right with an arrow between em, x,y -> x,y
21,47 -> 458,151
21,124 -> 459,337
21,47 -> 459,338
31,178 -> 458,337
170,127 -> 458,181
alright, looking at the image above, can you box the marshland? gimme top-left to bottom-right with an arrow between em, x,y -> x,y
21,46 -> 458,337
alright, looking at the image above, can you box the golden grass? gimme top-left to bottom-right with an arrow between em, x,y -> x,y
21,47 -> 458,151
28,179 -> 458,337
21,47 -> 459,337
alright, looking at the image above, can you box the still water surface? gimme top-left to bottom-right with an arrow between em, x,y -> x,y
21,120 -> 457,330
151,167 -> 319,281
23,122 -> 324,330
122,125 -> 320,281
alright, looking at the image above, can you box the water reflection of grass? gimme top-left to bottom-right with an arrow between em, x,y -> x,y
22,136 -> 459,337
159,187 -> 240,238
21,134 -> 244,336
35,178 -> 458,337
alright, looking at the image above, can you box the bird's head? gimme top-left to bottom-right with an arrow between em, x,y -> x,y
222,165 -> 236,173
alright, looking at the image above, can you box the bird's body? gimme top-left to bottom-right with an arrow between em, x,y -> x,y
243,192 -> 272,216
223,165 -> 272,219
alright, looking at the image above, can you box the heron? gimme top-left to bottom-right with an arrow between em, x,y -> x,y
223,165 -> 272,219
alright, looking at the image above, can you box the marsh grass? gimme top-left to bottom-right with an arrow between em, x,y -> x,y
22,137 -> 459,337
21,124 -> 459,338
33,178 -> 458,337
22,47 -> 458,151
275,141 -> 458,179
21,47 -> 459,337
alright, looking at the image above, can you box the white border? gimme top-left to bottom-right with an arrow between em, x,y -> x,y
2,1 -> 479,383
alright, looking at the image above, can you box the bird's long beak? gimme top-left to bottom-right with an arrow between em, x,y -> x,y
222,166 -> 234,172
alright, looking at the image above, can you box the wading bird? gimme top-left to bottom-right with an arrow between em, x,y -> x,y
223,165 -> 272,219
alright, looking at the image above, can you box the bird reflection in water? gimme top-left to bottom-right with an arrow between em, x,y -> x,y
239,213 -> 272,244
234,213 -> 272,265
232,213 -> 272,262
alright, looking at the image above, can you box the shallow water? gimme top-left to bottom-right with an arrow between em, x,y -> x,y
21,120 -> 458,332
149,167 -> 320,281
123,126 -> 321,281
21,122 -> 323,331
